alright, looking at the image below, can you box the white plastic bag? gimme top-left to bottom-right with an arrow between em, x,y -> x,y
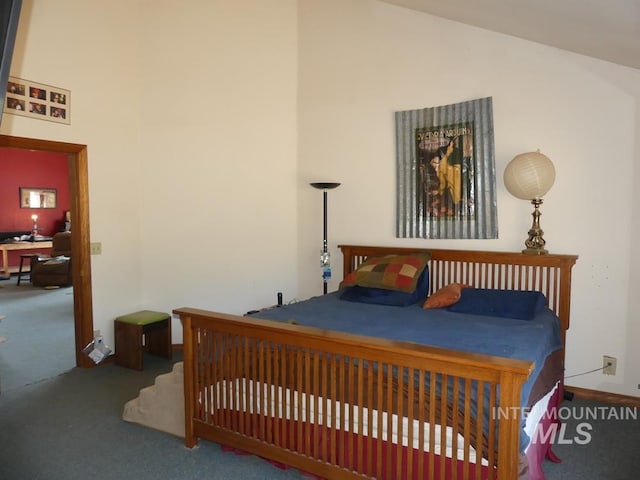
82,335 -> 112,364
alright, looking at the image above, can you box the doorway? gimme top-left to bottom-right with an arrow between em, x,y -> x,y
0,134 -> 94,368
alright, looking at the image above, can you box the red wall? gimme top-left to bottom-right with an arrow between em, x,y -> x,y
1,147 -> 70,268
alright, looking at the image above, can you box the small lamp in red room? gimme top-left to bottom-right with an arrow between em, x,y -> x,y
31,214 -> 38,237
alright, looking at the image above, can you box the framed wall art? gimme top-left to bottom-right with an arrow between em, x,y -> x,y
395,96 -> 497,239
4,76 -> 70,125
20,187 -> 57,209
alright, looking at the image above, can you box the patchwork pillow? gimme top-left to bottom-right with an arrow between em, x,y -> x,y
446,288 -> 548,320
422,283 -> 468,309
340,252 -> 430,293
340,266 -> 430,306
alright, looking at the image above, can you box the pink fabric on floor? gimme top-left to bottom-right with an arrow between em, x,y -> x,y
525,385 -> 563,480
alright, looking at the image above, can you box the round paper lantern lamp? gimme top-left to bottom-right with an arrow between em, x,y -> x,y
504,150 -> 555,200
503,150 -> 555,254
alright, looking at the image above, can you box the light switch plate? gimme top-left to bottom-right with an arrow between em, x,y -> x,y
90,242 -> 102,255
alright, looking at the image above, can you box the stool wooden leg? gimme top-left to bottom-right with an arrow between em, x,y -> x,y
145,319 -> 172,360
115,321 -> 144,370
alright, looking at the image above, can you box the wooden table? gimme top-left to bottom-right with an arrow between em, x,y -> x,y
0,241 -> 52,279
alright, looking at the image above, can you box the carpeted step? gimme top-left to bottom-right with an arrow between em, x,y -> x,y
122,361 -> 185,438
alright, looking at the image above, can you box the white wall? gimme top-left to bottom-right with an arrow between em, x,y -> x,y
2,0 -> 299,344
134,1 -> 299,329
297,0 -> 640,397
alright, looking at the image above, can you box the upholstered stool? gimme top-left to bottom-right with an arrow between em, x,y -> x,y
17,253 -> 40,286
114,310 -> 172,370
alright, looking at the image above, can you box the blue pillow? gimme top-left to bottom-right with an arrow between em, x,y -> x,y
340,266 -> 429,306
446,288 -> 548,320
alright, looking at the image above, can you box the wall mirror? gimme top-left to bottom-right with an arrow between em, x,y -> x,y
19,187 -> 57,208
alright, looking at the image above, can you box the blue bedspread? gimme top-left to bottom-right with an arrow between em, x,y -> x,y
249,292 -> 563,451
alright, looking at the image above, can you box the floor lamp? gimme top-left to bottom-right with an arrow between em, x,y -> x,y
310,182 -> 341,294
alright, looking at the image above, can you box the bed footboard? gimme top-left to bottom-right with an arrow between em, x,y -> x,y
174,307 -> 533,480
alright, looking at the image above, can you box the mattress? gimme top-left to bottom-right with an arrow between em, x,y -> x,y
249,291 -> 564,451
209,377 -> 560,466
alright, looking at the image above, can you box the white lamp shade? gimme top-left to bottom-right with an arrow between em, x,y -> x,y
504,151 -> 555,200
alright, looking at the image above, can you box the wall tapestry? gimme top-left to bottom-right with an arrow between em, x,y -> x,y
395,96 -> 497,239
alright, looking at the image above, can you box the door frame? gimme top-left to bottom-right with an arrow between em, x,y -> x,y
0,134 -> 95,368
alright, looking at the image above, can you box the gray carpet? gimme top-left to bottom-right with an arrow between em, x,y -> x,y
0,279 -> 75,393
542,396 -> 639,479
0,276 -> 306,480
0,276 -> 638,479
0,354 -> 309,480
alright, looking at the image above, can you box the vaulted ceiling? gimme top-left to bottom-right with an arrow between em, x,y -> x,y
381,0 -> 640,70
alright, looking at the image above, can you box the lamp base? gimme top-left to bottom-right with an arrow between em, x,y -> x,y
522,199 -> 548,255
522,247 -> 548,255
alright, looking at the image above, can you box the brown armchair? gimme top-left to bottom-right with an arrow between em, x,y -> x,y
30,232 -> 72,287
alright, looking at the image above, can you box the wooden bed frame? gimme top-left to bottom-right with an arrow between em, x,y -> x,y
174,245 -> 577,480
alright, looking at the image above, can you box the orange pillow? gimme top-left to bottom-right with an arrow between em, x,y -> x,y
423,283 -> 470,309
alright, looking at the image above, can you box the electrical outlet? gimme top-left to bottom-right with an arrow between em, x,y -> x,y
603,355 -> 617,375
90,242 -> 102,255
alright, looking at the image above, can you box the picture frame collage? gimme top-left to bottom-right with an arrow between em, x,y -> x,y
4,76 -> 70,125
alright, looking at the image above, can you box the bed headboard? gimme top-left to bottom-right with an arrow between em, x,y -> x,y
339,245 -> 578,341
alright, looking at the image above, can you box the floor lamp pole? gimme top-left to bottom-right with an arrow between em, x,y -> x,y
310,182 -> 341,294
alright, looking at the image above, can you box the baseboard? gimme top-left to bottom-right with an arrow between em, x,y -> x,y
90,344 -> 182,368
566,385 -> 640,407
